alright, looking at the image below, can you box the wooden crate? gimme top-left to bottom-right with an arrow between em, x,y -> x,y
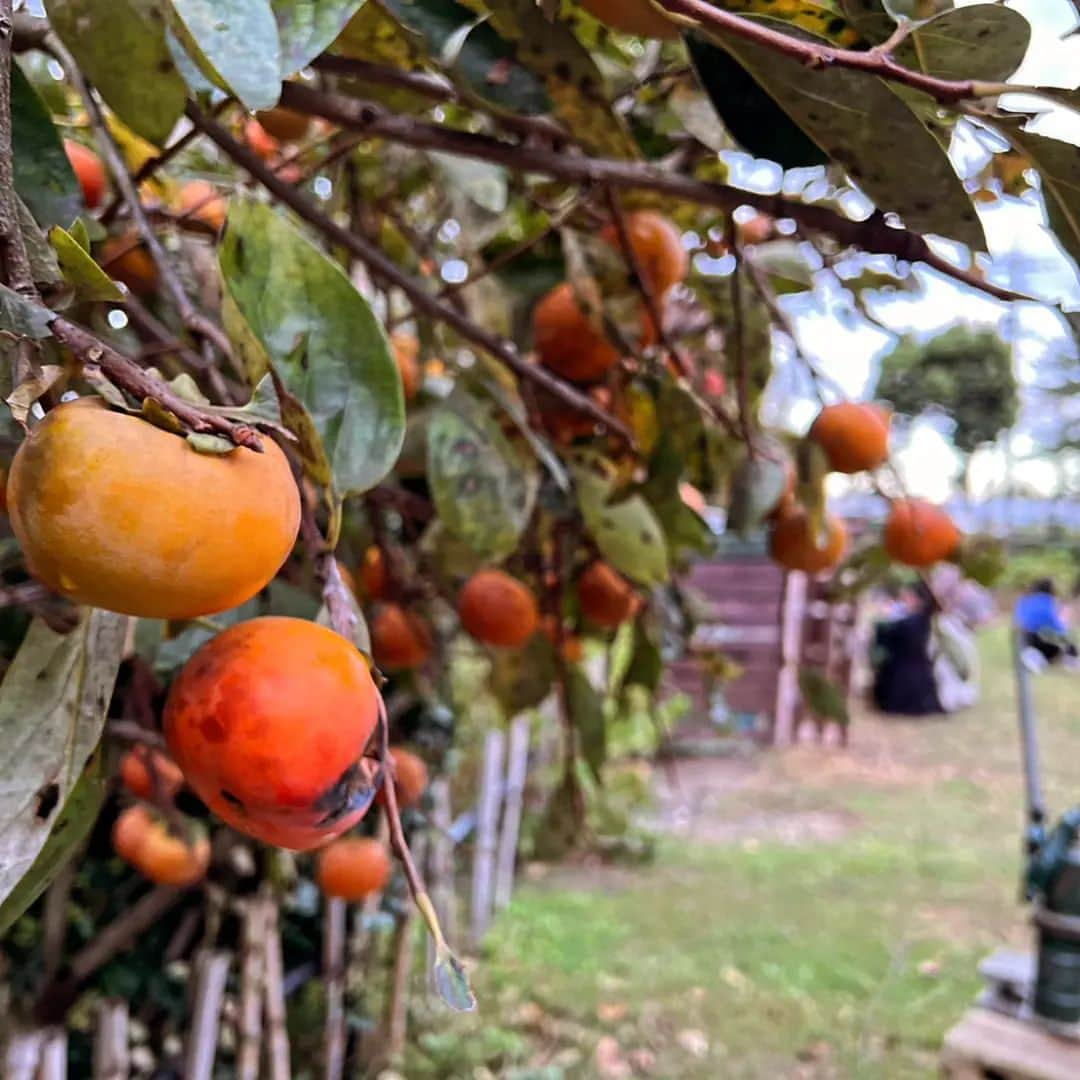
942,1008 -> 1080,1080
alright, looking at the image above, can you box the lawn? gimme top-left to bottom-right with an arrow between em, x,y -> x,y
406,625 -> 1080,1078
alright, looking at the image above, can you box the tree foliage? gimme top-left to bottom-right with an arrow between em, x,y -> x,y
876,326 -> 1019,453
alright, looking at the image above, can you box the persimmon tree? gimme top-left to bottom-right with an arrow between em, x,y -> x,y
0,0 -> 1076,1064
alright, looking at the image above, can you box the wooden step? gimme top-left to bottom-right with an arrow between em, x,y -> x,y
942,1007 -> 1080,1080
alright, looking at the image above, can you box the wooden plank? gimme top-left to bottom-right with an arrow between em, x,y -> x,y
238,898 -> 267,1080
470,729 -> 506,947
494,716 -> 530,913
184,951 -> 230,1080
93,1001 -> 128,1080
38,1030 -> 67,1080
942,1008 -> 1080,1080
263,902 -> 292,1080
774,571 -> 807,745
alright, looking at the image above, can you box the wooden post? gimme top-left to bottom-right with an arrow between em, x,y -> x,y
184,951 -> 230,1080
263,901 -> 292,1080
37,1029 -> 67,1080
93,1001 -> 128,1080
773,571 -> 807,746
237,897 -> 267,1080
323,897 -> 347,1080
494,716 -> 530,912
470,728 -> 506,947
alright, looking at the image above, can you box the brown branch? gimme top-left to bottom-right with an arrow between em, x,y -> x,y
656,0 -> 999,106
50,317 -> 264,450
0,1 -> 35,300
48,34 -> 233,361
277,82 -> 1025,305
728,222 -> 755,450
186,103 -> 633,441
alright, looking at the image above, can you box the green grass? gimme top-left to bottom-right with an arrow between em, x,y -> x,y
407,626 -> 1080,1078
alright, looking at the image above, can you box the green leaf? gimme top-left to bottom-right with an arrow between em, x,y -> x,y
49,226 -> 125,302
698,267 -> 772,412
272,0 -> 368,76
624,622 -> 662,692
489,631 -> 557,714
381,0 -> 551,116
952,534 -> 1006,588
686,35 -> 828,170
48,0 -> 187,145
0,753 -> 107,936
460,0 -> 638,158
894,4 -> 1031,83
11,62 -> 82,227
164,0 -> 283,111
0,285 -> 54,340
186,432 -> 238,455
431,154 -> 508,215
727,452 -> 789,536
566,665 -> 605,782
749,241 -> 815,295
714,0 -> 862,45
433,943 -> 477,1012
15,198 -> 63,289
992,122 -> 1080,269
836,0 -> 895,43
0,611 -> 129,911
572,450 -> 668,587
798,667 -> 850,725
427,391 -> 538,559
700,18 -> 984,250
219,200 -> 406,494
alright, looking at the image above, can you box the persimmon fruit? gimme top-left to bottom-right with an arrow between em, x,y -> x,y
391,332 -> 422,400
541,615 -> 585,663
383,747 -> 429,808
371,603 -> 432,671
100,234 -> 159,297
578,561 -> 639,628
176,179 -> 228,232
769,506 -> 848,574
601,210 -> 688,296
9,399 -> 300,619
255,106 -> 310,142
458,569 -> 540,648
533,283 -> 621,384
64,139 -> 106,209
317,837 -> 391,901
120,747 -> 185,801
360,545 -> 389,600
244,118 -> 279,160
112,806 -> 210,887
164,617 -> 381,851
578,0 -> 679,39
810,402 -> 891,475
883,498 -> 961,568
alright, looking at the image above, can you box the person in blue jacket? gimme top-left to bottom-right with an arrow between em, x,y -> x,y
1016,579 -> 1077,672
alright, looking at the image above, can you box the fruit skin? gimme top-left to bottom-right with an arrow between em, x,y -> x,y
244,118 -> 279,160
810,402 -> 891,475
383,747 -> 429,808
100,234 -> 159,297
360,545 -> 389,601
112,806 -> 210,886
391,332 -> 422,400
371,603 -> 432,671
458,569 -> 540,648
578,561 -> 638,628
769,506 -> 849,574
601,210 -> 687,296
578,0 -> 679,39
176,179 -> 227,232
255,106 -> 310,142
738,213 -> 774,245
883,498 -> 961,568
317,837 -> 391,901
64,139 -> 106,209
8,399 -> 301,619
120,747 -> 185,801
533,283 -> 621,384
164,617 -> 381,852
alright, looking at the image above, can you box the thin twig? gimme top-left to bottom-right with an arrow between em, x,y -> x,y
0,0 -> 33,299
48,33 -> 233,361
49,317 -> 264,450
655,0 -> 1004,106
186,103 -> 633,440
728,218 -> 755,450
276,82 -> 1024,304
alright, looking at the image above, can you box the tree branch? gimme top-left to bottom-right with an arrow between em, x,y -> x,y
656,0 -> 1000,106
185,102 -> 634,441
276,82 -> 1025,305
50,317 -> 264,451
0,1 -> 35,299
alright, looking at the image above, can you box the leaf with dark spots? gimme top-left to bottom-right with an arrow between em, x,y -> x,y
35,784 -> 60,821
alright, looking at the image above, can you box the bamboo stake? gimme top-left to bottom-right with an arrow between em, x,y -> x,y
184,951 -> 230,1080
237,898 -> 267,1080
263,900 -> 292,1080
37,1028 -> 67,1080
323,898 -> 347,1080
494,717 -> 530,912
471,729 -> 506,947
93,1001 -> 128,1080
3,1030 -> 43,1080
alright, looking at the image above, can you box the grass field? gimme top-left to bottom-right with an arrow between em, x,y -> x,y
406,625 -> 1080,1078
